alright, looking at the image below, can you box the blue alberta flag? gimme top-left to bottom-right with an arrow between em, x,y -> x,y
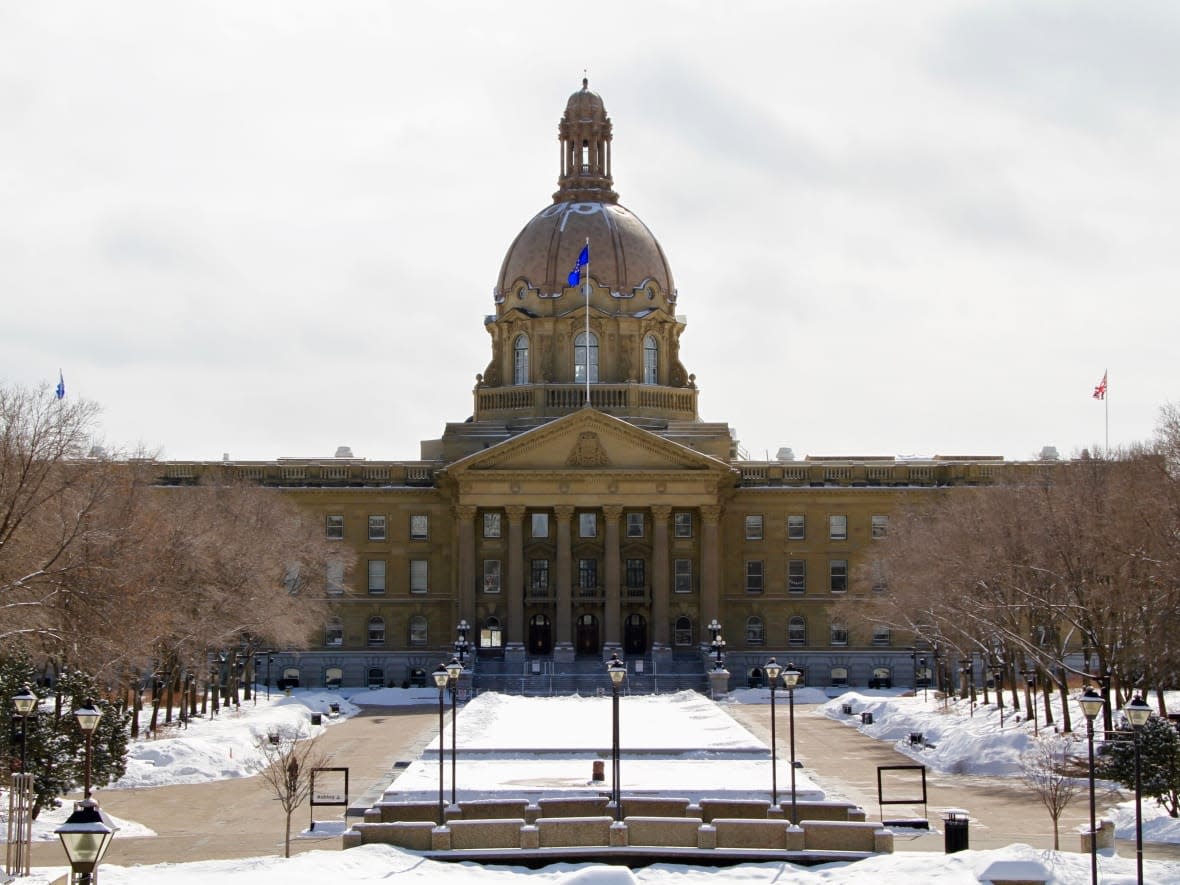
56,370 -> 65,400
567,244 -> 589,287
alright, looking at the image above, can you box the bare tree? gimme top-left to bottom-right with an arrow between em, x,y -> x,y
256,727 -> 328,858
1021,734 -> 1082,850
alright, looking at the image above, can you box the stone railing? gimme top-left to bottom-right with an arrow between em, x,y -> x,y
474,383 -> 698,422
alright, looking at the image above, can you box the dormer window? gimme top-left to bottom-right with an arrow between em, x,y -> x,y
581,139 -> 590,173
643,335 -> 658,384
513,334 -> 529,385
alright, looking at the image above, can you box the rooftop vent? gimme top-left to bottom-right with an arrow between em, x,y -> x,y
776,447 -> 796,462
335,446 -> 355,459
1039,446 -> 1060,461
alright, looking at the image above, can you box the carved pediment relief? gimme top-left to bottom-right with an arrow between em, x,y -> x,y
566,432 -> 610,467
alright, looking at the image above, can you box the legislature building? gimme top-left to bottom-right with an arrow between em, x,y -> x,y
163,81 -> 1016,693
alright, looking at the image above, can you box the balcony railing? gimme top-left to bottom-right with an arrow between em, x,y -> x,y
475,382 -> 698,421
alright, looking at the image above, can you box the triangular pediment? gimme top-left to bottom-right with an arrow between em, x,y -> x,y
444,409 -> 733,476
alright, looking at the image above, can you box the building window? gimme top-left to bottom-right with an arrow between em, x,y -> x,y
483,559 -> 501,593
481,616 -> 503,648
531,512 -> 549,538
626,512 -> 644,538
674,616 -> 692,646
578,558 -> 598,589
787,514 -> 805,540
872,624 -> 892,646
483,512 -> 501,538
830,666 -> 849,686
625,558 -> 645,589
367,617 -> 386,647
367,560 -> 386,594
513,334 -> 529,385
788,559 -> 806,593
674,511 -> 693,538
674,558 -> 693,593
410,514 -> 429,540
643,334 -> 658,384
829,515 -> 848,541
871,562 -> 888,593
367,515 -> 386,541
829,560 -> 848,593
574,331 -> 599,383
410,559 -> 428,593
745,560 -> 764,593
409,615 -> 428,646
326,560 -> 344,596
745,515 -> 763,540
578,511 -> 596,538
530,559 -> 549,592
746,616 -> 764,645
788,616 -> 806,646
324,618 -> 343,647
830,622 -> 848,646
326,514 -> 344,540
872,515 -> 888,539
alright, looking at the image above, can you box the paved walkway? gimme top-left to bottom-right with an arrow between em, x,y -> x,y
725,703 -> 1180,861
28,706 -> 439,869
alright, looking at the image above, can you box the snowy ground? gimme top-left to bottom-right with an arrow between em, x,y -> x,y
4,685 -> 1180,884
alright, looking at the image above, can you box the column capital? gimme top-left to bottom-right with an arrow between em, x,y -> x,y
454,504 -> 477,521
505,505 -> 527,522
554,505 -> 575,520
700,505 -> 723,525
602,504 -> 624,521
650,505 -> 672,520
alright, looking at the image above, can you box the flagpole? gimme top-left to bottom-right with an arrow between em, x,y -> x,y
584,236 -> 590,407
1105,370 -> 1109,454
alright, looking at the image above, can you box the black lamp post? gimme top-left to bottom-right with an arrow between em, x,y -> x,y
74,701 -> 102,801
607,653 -> 626,821
1021,669 -> 1039,735
432,664 -> 449,824
55,798 -> 117,885
918,657 -> 928,701
958,659 -> 973,715
708,619 -> 725,669
764,657 -> 782,805
446,656 -> 464,807
1078,687 -> 1105,885
265,653 -> 274,701
13,686 -> 36,771
784,662 -> 801,825
1124,694 -> 1151,885
991,664 -> 1005,728
454,619 -> 470,666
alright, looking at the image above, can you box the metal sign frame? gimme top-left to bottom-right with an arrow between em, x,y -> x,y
876,764 -> 928,824
309,766 -> 349,831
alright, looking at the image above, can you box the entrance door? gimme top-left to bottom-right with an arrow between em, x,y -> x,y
623,613 -> 647,655
529,614 -> 552,655
575,613 -> 599,655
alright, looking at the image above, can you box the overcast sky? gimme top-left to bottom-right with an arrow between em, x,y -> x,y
3,1 -> 1177,463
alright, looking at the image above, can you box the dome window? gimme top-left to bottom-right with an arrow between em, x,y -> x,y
581,139 -> 590,174
643,335 -> 658,384
574,331 -> 598,384
513,335 -> 530,385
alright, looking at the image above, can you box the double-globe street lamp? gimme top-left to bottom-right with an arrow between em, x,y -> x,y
764,658 -> 783,806
1077,687 -> 1105,885
55,700 -> 117,885
432,664 -> 450,824
445,656 -> 464,807
9,687 -> 38,878
783,662 -> 801,825
1124,694 -> 1152,885
708,619 -> 726,669
607,653 -> 627,821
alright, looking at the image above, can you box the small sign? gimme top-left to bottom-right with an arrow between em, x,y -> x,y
309,767 -> 349,831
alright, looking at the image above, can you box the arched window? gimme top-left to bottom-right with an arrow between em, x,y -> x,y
643,334 -> 658,384
367,617 -> 386,647
788,616 -> 806,646
574,331 -> 598,384
513,335 -> 529,385
324,618 -> 343,647
409,615 -> 428,646
674,616 -> 692,646
745,616 -> 764,645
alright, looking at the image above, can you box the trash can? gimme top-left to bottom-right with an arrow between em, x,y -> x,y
861,711 -> 874,725
592,760 -> 605,782
842,703 -> 853,715
909,731 -> 924,746
310,712 -> 323,726
944,813 -> 969,853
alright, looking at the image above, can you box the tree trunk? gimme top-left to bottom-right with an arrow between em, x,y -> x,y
284,808 -> 292,858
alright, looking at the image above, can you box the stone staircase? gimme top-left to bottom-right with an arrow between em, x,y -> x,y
468,654 -> 711,697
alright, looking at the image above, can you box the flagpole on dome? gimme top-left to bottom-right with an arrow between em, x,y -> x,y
584,237 -> 590,406
1092,370 -> 1108,454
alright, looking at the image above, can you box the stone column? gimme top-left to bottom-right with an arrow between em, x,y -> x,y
554,505 -> 575,661
603,505 -> 623,654
505,505 -> 526,660
650,506 -> 671,650
455,505 -> 477,628
700,505 -> 722,644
